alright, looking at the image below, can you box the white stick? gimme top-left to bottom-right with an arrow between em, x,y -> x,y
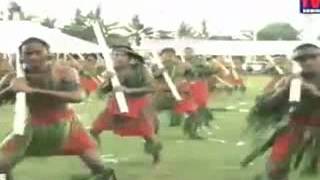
212,59 -> 230,76
144,64 -> 153,77
214,75 -> 233,88
5,54 -> 13,67
13,53 -> 27,135
225,56 -> 240,80
96,75 -> 104,83
266,56 -> 284,75
77,53 -> 85,61
66,54 -> 74,60
152,51 -> 182,101
289,61 -> 302,103
226,56 -> 235,69
92,22 -> 129,113
179,51 -> 186,63
289,78 -> 301,102
97,53 -> 106,65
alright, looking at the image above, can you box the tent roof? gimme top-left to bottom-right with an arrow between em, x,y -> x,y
0,21 -> 99,53
140,39 -> 320,56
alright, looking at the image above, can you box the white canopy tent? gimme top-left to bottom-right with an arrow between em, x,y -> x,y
0,21 -> 99,53
140,39 -> 320,56
1,21 -> 317,56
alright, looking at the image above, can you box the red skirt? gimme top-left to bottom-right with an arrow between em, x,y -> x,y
190,80 -> 209,108
92,95 -> 155,138
174,81 -> 198,114
80,77 -> 100,93
174,99 -> 198,114
62,120 -> 97,155
30,109 -> 75,126
291,117 -> 320,126
270,129 -> 299,163
270,117 -> 320,163
1,109 -> 97,157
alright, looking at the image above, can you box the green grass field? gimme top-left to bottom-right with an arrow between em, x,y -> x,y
0,76 -> 318,180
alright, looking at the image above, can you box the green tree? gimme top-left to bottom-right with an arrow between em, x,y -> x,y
199,20 -> 209,39
177,22 -> 196,38
125,15 -> 153,46
257,23 -> 299,40
8,1 -> 23,20
240,30 -> 255,40
106,33 -> 130,47
61,9 -> 96,42
41,17 -> 56,29
7,1 -> 37,20
61,7 -> 129,46
156,30 -> 174,39
0,11 -> 4,20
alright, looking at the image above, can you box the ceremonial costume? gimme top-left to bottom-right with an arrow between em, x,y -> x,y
0,37 -> 116,180
80,71 -> 102,95
92,64 -> 155,138
153,56 -> 199,129
0,66 -> 115,180
184,56 -> 215,134
0,108 -> 95,158
90,46 -> 162,164
80,58 -> 104,96
244,44 -> 320,180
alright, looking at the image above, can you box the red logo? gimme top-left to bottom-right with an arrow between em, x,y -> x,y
301,0 -> 320,13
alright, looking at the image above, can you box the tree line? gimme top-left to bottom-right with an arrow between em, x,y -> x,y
0,1 -> 305,47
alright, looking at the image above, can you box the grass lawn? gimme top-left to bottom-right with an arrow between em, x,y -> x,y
0,76 -> 318,180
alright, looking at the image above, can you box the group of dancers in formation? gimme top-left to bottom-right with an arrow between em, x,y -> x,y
0,37 -> 320,180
